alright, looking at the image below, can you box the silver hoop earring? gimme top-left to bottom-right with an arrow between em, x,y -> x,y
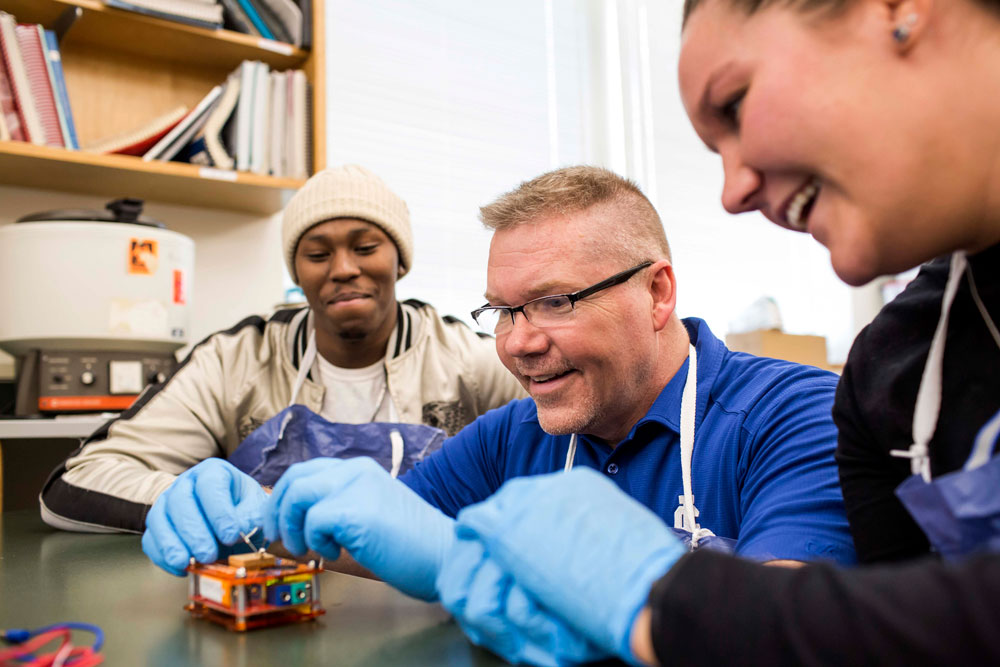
893,13 -> 918,43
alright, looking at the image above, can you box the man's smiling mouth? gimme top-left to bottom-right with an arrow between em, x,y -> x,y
523,369 -> 576,385
328,292 -> 370,304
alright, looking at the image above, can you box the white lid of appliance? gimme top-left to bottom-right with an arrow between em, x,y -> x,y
0,199 -> 195,356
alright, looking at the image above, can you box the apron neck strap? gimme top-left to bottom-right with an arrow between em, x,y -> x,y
289,330 -> 318,408
679,343 -> 709,546
891,251 -> 968,482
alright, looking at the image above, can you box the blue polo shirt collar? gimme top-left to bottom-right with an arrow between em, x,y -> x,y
620,317 -> 727,440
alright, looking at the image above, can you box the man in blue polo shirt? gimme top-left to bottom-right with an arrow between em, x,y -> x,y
142,166 -> 854,595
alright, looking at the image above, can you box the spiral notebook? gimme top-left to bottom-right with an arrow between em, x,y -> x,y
83,105 -> 187,155
104,0 -> 223,30
143,84 -> 222,161
0,38 -> 24,141
0,12 -> 44,145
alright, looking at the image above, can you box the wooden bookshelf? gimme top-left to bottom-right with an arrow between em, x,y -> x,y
0,0 -> 325,214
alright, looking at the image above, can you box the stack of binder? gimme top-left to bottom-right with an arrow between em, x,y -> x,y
84,60 -> 311,179
219,0 -> 310,48
0,11 -> 79,148
103,0 -> 311,48
104,0 -> 226,31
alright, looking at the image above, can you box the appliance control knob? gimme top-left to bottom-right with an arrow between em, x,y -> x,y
52,374 -> 65,384
80,371 -> 96,386
148,371 -> 167,385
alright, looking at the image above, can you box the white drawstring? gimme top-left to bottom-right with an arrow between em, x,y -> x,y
288,330 -> 318,408
967,262 -> 1000,351
389,429 -> 404,479
562,343 -> 713,549
891,252 -> 968,482
564,433 -> 578,472
679,344 -> 714,548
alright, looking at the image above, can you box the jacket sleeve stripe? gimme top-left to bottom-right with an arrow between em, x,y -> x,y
392,302 -> 405,358
39,473 -> 149,534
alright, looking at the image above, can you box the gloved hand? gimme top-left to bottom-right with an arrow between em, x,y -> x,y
452,468 -> 686,662
438,535 -> 611,667
142,458 -> 267,576
264,456 -> 453,601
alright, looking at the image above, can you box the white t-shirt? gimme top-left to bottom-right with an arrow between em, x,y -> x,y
314,353 -> 396,424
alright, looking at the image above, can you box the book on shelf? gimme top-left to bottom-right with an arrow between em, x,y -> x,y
249,60 -> 270,175
205,0 -> 310,48
203,69 -> 240,170
289,67 -> 308,179
0,11 -> 44,145
0,33 -> 24,141
104,0 -> 224,30
296,0 -> 311,50
218,0 -> 258,36
14,23 -> 64,148
176,135 -> 211,165
234,60 -> 257,172
235,0 -> 274,40
83,105 -> 187,155
143,84 -> 223,161
253,0 -> 301,46
268,69 -> 286,177
40,28 -> 78,150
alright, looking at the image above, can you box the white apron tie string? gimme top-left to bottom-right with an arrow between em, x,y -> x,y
891,251 -> 968,482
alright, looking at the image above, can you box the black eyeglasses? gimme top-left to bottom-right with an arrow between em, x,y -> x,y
471,261 -> 653,334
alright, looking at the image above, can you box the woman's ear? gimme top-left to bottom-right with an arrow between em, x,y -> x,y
887,0 -> 933,52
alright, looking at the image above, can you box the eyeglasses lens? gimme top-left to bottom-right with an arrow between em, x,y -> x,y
473,308 -> 504,334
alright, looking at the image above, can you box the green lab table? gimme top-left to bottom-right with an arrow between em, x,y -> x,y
0,510 -> 506,666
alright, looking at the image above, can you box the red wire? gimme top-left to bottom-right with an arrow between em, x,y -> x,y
0,628 -> 71,663
0,629 -> 103,667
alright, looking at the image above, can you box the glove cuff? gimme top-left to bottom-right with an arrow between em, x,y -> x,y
612,540 -> 687,662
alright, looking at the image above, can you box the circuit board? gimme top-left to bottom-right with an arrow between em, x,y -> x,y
185,551 -> 325,631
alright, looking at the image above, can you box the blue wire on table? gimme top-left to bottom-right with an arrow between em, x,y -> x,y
1,622 -> 104,651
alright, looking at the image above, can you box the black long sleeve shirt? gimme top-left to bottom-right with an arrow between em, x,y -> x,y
833,244 -> 1000,563
650,550 -> 1000,666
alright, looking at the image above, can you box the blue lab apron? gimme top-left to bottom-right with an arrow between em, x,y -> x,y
892,252 -> 1000,561
228,330 -> 445,486
564,344 -> 736,555
229,404 -> 446,486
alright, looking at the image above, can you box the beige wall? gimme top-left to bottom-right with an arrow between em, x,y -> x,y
0,185 -> 288,380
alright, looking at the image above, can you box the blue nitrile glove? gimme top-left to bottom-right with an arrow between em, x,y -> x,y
453,468 -> 687,662
437,535 -> 612,666
264,456 -> 454,601
142,458 -> 267,576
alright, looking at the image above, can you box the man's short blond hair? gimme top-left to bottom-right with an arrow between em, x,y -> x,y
479,165 -> 671,265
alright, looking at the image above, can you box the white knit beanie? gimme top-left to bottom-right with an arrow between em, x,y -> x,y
282,164 -> 413,284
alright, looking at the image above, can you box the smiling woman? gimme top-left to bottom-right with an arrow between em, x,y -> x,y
678,0 -> 1000,287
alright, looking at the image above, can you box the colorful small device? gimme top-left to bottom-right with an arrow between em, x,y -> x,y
184,549 -> 325,631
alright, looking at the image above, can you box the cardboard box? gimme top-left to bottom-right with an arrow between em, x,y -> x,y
725,329 -> 831,370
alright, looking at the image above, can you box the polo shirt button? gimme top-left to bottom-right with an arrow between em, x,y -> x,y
607,463 -> 619,475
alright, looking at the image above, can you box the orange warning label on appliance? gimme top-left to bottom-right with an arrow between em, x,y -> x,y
129,239 -> 159,275
174,269 -> 185,304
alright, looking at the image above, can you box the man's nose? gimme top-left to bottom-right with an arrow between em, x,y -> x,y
502,311 -> 550,358
329,250 -> 361,280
